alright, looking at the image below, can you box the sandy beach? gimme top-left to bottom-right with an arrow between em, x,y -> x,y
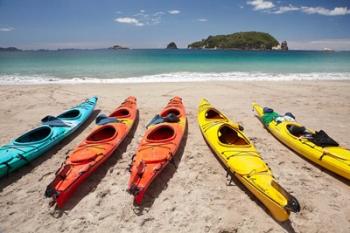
0,81 -> 350,233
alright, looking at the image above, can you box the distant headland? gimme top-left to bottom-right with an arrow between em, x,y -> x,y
188,31 -> 287,50
0,47 -> 22,52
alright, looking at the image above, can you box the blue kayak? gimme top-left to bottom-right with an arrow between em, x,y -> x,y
0,96 -> 97,178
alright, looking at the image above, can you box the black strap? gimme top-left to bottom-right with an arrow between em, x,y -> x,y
3,162 -> 11,177
45,185 -> 59,198
16,154 -> 31,165
128,184 -> 140,196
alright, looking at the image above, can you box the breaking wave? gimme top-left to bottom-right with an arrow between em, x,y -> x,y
1,72 -> 350,85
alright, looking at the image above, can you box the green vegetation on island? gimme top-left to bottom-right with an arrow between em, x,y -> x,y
188,31 -> 280,50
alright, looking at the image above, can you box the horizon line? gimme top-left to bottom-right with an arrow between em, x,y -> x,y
1,47 -> 349,52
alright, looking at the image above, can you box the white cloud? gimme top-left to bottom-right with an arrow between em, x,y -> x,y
134,12 -> 148,17
301,6 -> 350,16
150,16 -> 162,25
247,0 -> 274,10
247,1 -> 350,16
114,17 -> 144,26
197,18 -> 208,22
168,10 -> 180,14
273,5 -> 299,14
113,9 -> 182,27
153,11 -> 165,16
115,10 -> 168,26
0,27 -> 14,32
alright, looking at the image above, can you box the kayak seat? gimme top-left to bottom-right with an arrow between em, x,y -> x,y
219,126 -> 248,146
86,126 -> 117,142
287,125 -> 306,137
69,149 -> 98,163
146,113 -> 179,128
15,126 -> 51,143
146,125 -> 175,141
95,114 -> 119,125
205,109 -> 225,120
41,115 -> 69,127
110,108 -> 130,118
161,108 -> 181,118
58,109 -> 81,119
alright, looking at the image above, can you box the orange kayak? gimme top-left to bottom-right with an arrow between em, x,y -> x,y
45,96 -> 138,207
128,96 -> 186,205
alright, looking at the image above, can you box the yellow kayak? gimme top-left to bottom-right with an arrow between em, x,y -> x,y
253,103 -> 350,180
198,99 -> 300,222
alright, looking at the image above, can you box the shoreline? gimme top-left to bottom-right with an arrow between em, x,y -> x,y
1,79 -> 350,86
1,81 -> 350,233
1,72 -> 350,85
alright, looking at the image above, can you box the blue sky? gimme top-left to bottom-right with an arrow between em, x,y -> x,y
0,0 -> 350,50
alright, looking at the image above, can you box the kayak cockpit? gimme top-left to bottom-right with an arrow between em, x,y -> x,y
161,108 -> 181,118
58,109 -> 81,120
14,126 -> 52,144
218,125 -> 249,146
205,109 -> 225,120
110,108 -> 130,118
146,125 -> 175,142
86,125 -> 117,143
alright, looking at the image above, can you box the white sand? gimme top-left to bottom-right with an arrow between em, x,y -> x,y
0,81 -> 350,233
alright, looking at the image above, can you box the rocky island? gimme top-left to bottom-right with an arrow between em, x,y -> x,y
166,42 -> 178,49
109,45 -> 129,50
272,41 -> 288,51
188,31 -> 280,50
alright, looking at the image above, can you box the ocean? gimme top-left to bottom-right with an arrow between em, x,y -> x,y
1,49 -> 350,84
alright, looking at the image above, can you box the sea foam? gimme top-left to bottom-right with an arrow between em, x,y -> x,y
0,72 -> 350,85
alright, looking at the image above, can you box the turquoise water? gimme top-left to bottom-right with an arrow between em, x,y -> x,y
1,49 -> 350,83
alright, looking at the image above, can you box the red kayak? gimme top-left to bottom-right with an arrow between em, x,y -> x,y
127,96 -> 186,205
45,96 -> 138,207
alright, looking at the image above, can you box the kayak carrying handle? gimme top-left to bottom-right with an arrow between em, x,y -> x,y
127,154 -> 137,172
